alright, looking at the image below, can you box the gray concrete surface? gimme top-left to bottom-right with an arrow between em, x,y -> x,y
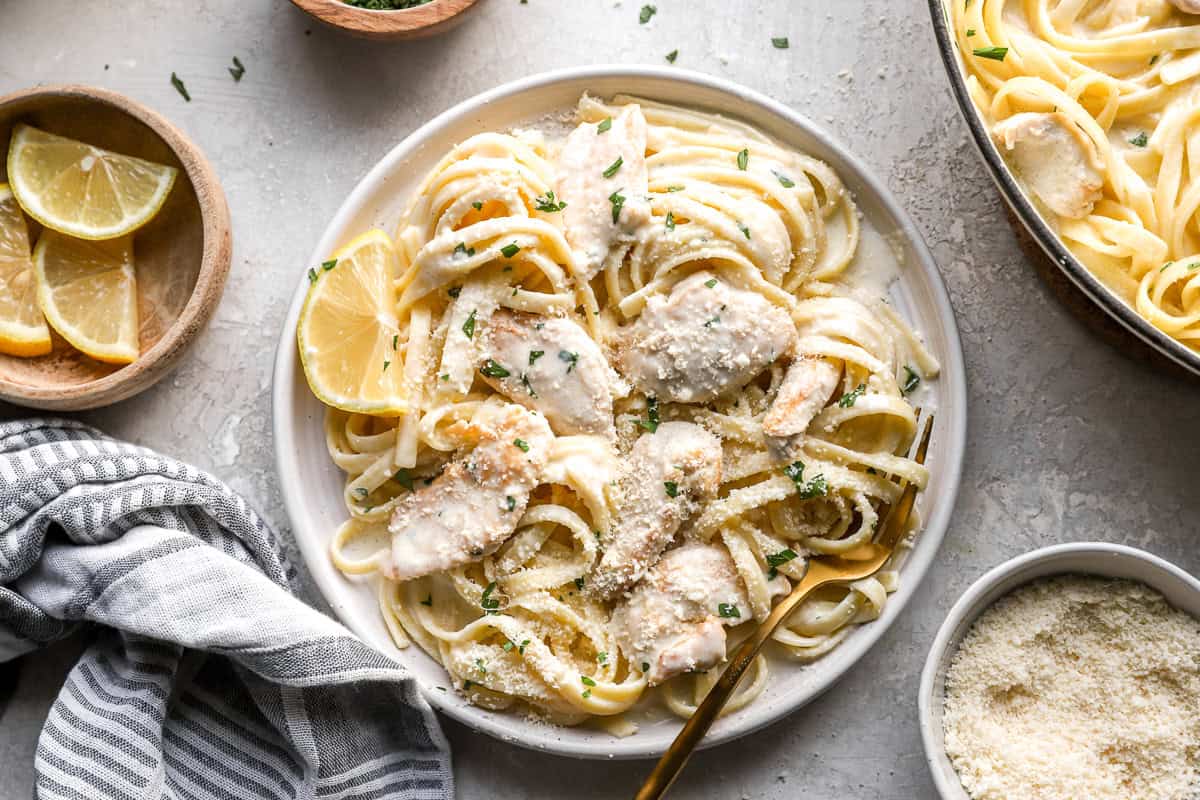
1,1 -> 1197,798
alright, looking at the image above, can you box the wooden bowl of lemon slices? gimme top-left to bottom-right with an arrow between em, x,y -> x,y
0,85 -> 231,411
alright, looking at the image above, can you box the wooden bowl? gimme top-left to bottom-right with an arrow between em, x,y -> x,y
289,0 -> 482,40
0,85 -> 232,411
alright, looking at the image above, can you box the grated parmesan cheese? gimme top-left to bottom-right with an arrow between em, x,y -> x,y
943,575 -> 1200,800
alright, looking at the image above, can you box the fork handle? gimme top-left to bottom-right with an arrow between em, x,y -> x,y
633,578 -> 824,800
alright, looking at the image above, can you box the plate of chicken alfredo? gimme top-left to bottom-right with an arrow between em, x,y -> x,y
272,67 -> 966,758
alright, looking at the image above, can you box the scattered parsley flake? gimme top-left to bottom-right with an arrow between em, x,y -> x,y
766,548 -> 798,579
519,639 -> 531,655
462,309 -> 477,339
973,46 -> 1008,61
666,184 -> 684,192
454,242 -> 476,257
966,28 -> 976,36
581,675 -> 597,686
737,148 -> 749,170
534,190 -> 567,212
394,469 -> 415,491
353,487 -> 368,499
597,117 -> 613,134
641,662 -> 650,672
597,651 -> 608,664
382,360 -> 390,372
1129,131 -> 1149,147
528,350 -> 544,365
603,156 -> 623,178
609,189 -> 626,223
501,242 -> 520,258
902,366 -> 921,395
229,56 -> 246,82
718,603 -> 741,619
639,4 -> 656,23
558,350 -> 579,373
665,211 -> 675,231
575,577 -> 585,590
705,278 -> 718,288
472,201 -> 483,210
738,221 -> 751,239
307,268 -> 318,284
775,172 -> 796,188
664,481 -> 679,498
513,438 -> 530,452
666,49 -> 678,63
502,640 -> 515,652
480,582 -> 501,614
771,37 -> 789,49
505,495 -> 516,512
784,461 -> 829,499
420,594 -> 433,606
480,359 -> 510,378
638,396 -> 660,432
322,259 -> 337,271
448,286 -> 462,298
838,383 -> 866,408
170,72 -> 190,101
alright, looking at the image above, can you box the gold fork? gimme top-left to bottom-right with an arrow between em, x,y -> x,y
634,413 -> 935,800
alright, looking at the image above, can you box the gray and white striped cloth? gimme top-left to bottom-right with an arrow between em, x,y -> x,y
0,418 -> 453,800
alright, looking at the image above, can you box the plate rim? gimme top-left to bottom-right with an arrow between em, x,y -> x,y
926,0 -> 1200,377
271,64 -> 968,759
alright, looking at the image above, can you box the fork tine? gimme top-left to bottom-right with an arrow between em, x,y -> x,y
875,414 -> 934,550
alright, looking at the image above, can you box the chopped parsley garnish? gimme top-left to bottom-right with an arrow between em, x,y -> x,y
502,640 -> 515,652
664,481 -> 679,498
472,201 -> 483,210
353,487 -> 368,499
322,259 -> 337,271
902,366 -> 921,395
638,396 -> 660,432
558,350 -> 579,373
501,242 -> 521,258
463,680 -> 474,690
392,334 -> 398,350
775,172 -> 796,188
597,117 -> 613,134
480,582 -> 501,614
513,438 -> 530,452
972,46 -> 1008,61
448,286 -> 462,298
581,675 -> 597,686
1129,131 -> 1149,147
582,689 -> 591,699
462,309 -> 477,339
603,156 -> 624,178
420,594 -> 433,606
519,639 -> 530,655
480,359 -> 510,378
307,268 -> 318,284
784,461 -> 829,499
505,495 -> 516,512
597,652 -> 608,665
534,190 -> 567,212
737,148 -> 749,170
229,56 -> 246,82
475,658 -> 487,674
394,469 -> 415,491
705,278 -> 718,288
666,185 -> 684,192
738,221 -> 751,239
838,383 -> 866,408
520,373 -> 537,397
639,4 -> 656,23
665,211 -> 676,231
382,360 -> 390,372
766,548 -> 798,579
718,603 -> 741,619
609,190 -> 626,223
440,373 -> 450,381
1150,54 -> 1159,66
641,662 -> 650,672
454,242 -> 476,257
170,72 -> 191,102
574,577 -> 585,590
528,350 -> 544,365
771,37 -> 789,49
704,316 -> 720,328
666,49 -> 679,63
965,28 -> 976,36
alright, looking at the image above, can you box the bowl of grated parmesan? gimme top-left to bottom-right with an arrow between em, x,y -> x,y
919,542 -> 1200,800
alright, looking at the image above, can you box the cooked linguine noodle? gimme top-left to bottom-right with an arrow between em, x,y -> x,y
322,95 -> 936,731
955,0 -> 1200,346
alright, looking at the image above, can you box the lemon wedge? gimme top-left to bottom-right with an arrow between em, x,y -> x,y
8,124 -> 178,241
0,184 -> 52,357
297,229 -> 408,415
34,230 -> 139,364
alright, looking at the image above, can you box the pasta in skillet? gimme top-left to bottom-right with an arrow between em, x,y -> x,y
955,0 -> 1200,346
321,95 -> 936,730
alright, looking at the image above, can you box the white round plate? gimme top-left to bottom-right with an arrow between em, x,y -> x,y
271,66 -> 968,759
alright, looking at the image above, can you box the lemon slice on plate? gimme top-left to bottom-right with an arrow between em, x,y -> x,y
34,230 -> 140,364
297,229 -> 408,415
0,184 -> 52,357
8,124 -> 178,241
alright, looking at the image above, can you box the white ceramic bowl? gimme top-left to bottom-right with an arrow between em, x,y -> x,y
272,65 -> 968,759
918,542 -> 1200,799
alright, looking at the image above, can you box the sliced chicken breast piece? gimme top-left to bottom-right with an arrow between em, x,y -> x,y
992,112 -> 1104,220
383,403 -> 554,581
478,310 -> 616,438
762,356 -> 841,438
591,421 -> 722,599
557,105 -> 652,281
616,271 -> 796,403
611,542 -> 749,685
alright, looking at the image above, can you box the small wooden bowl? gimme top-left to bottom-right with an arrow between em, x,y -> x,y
289,0 -> 482,40
0,85 -> 232,411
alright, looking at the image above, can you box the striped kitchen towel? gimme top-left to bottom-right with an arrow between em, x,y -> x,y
0,418 -> 452,800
